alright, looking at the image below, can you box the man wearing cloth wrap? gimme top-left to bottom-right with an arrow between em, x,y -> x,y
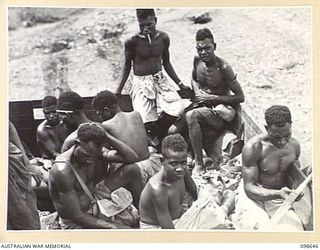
116,9 -> 191,145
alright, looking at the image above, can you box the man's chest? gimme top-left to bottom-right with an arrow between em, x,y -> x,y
135,40 -> 164,59
196,64 -> 228,93
260,146 -> 296,174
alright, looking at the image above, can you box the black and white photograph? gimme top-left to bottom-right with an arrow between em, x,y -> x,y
6,6 -> 314,235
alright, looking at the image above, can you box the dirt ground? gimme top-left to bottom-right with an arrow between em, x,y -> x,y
8,7 -> 312,167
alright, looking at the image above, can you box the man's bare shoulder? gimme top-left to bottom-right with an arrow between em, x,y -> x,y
148,173 -> 167,194
37,120 -> 48,133
193,55 -> 201,67
158,30 -> 169,39
243,134 -> 264,154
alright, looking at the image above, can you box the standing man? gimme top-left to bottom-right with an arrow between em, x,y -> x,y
139,134 -> 197,229
37,96 -> 68,159
116,9 -> 191,145
233,105 -> 303,230
170,28 -> 244,174
49,123 -> 141,229
92,90 -> 161,185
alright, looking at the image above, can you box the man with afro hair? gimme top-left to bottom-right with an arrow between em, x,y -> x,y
233,105 -> 303,231
37,95 -> 68,159
49,123 -> 141,229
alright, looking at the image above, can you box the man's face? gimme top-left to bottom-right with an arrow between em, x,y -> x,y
196,38 -> 216,63
163,149 -> 187,180
43,105 -> 59,126
77,140 -> 103,165
138,15 -> 157,37
58,110 -> 78,132
266,122 -> 292,149
95,107 -> 113,122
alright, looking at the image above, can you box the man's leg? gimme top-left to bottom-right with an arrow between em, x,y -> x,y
185,107 -> 224,174
104,164 -> 143,209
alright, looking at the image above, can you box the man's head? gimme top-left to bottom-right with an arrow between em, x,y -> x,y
57,91 -> 84,132
161,134 -> 188,180
74,123 -> 107,165
92,90 -> 119,121
42,96 -> 59,126
136,9 -> 157,37
195,28 -> 216,63
265,105 -> 292,149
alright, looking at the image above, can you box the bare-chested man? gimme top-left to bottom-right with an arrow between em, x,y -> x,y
233,105 -> 303,231
139,134 -> 197,229
37,96 -> 68,159
116,9 -> 191,145
170,28 -> 244,174
60,91 -> 143,208
92,90 -> 161,185
49,123 -> 140,229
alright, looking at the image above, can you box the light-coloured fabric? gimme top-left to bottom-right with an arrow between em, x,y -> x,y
232,180 -> 304,231
140,221 -> 162,229
140,219 -> 179,230
130,71 -> 191,123
59,217 -> 83,229
175,181 -> 232,230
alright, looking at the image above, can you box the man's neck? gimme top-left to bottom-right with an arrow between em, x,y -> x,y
76,112 -> 92,125
205,55 -> 218,67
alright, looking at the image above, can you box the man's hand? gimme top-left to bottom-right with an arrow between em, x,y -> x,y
179,82 -> 191,91
195,90 -> 218,104
279,187 -> 293,200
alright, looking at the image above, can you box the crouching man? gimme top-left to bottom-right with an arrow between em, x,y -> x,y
139,134 -> 197,229
48,123 -> 140,229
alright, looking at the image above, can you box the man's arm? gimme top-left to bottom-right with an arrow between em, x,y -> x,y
242,138 -> 293,201
194,62 -> 245,106
184,170 -> 198,201
162,34 -> 189,90
50,165 -> 116,229
103,132 -> 138,163
116,38 -> 134,94
151,187 -> 175,229
61,131 -> 77,153
37,129 -> 59,159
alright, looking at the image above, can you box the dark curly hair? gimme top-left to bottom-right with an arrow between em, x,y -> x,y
196,28 -> 214,41
58,91 -> 84,111
265,105 -> 292,127
42,96 -> 57,108
136,9 -> 155,19
77,123 -> 107,146
92,90 -> 118,110
162,134 -> 187,158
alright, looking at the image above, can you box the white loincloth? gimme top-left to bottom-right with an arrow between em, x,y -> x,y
130,71 -> 191,123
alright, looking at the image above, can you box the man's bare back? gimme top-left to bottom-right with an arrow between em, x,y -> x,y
102,111 -> 150,161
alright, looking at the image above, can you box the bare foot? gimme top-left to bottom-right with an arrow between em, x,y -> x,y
193,160 -> 206,175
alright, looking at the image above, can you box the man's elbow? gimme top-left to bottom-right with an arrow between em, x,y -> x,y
126,152 -> 139,163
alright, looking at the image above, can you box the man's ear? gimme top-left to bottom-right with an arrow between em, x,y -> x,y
155,16 -> 158,24
213,42 -> 217,50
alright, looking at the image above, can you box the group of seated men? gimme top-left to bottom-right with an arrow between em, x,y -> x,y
8,8 -> 308,230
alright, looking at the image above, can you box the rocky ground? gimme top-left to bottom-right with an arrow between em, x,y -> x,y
8,7 -> 312,166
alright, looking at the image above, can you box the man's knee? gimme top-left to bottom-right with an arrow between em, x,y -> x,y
122,164 -> 141,179
185,110 -> 201,126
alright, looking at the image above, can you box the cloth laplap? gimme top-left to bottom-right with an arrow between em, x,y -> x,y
175,184 -> 232,229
